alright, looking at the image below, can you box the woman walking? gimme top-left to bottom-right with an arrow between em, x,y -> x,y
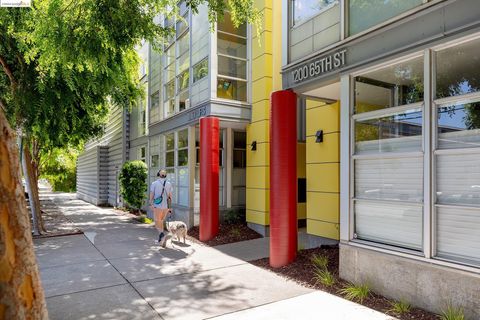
149,169 -> 173,247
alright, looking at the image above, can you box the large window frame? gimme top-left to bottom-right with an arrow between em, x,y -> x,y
345,36 -> 480,270
162,1 -> 191,119
216,11 -> 249,102
350,52 -> 426,254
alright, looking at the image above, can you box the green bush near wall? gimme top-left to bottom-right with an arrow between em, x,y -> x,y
119,160 -> 148,212
40,148 -> 78,192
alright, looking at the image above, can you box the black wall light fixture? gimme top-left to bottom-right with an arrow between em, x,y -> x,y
250,140 -> 257,151
315,130 -> 323,143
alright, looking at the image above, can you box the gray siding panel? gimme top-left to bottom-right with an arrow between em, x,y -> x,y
77,105 -> 126,207
106,106 -> 126,206
77,146 -> 109,205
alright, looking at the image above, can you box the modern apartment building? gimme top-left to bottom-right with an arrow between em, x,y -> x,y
280,0 -> 480,318
77,0 -> 479,317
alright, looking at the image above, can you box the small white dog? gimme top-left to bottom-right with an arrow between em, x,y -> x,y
165,211 -> 188,244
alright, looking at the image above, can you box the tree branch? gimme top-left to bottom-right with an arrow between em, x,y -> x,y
0,54 -> 17,88
0,99 -> 6,113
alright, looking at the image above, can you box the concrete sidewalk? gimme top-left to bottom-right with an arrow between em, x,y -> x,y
34,192 -> 396,320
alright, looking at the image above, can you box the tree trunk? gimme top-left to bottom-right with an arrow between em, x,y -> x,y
23,143 -> 46,233
0,109 -> 49,319
21,146 -> 41,236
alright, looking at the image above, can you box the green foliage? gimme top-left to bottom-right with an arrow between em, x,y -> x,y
313,268 -> 336,287
40,146 -> 79,192
229,226 -> 241,237
311,254 -> 329,270
387,300 -> 411,315
136,215 -> 153,224
339,283 -> 370,303
0,0 -> 262,179
440,304 -> 465,320
119,161 -> 148,211
223,208 -> 245,225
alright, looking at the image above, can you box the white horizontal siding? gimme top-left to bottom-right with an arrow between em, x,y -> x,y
355,157 -> 423,202
437,152 -> 480,206
437,206 -> 480,264
355,200 -> 423,250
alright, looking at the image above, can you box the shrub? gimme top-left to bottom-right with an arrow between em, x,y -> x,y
40,147 -> 78,192
223,208 -> 246,225
119,160 -> 148,211
313,268 -> 336,287
311,254 -> 329,270
230,226 -> 241,237
136,215 -> 153,224
440,304 -> 465,320
388,300 -> 411,315
339,283 -> 370,303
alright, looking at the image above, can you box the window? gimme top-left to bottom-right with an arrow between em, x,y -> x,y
166,133 -> 175,168
352,55 -> 424,251
176,129 -> 189,206
292,0 -> 338,26
217,12 -> 248,102
162,3 -> 190,118
193,58 -> 208,83
217,78 -> 247,101
434,38 -> 480,266
233,131 -> 246,206
150,91 -> 160,124
233,131 -> 246,168
349,0 -> 423,36
138,88 -> 147,136
149,135 -> 163,183
349,37 -> 480,268
138,146 -> 146,163
177,70 -> 190,111
164,80 -> 175,118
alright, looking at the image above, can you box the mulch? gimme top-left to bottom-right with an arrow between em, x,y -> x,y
250,247 -> 439,320
31,197 -> 82,238
187,223 -> 262,246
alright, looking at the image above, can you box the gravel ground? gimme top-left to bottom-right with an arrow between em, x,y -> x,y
250,247 -> 439,320
188,223 -> 262,246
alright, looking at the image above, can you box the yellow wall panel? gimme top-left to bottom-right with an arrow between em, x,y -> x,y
306,102 -> 340,135
254,0 -> 272,10
297,203 -> 306,220
246,188 -> 269,212
306,99 -> 327,110
306,192 -> 339,224
307,219 -> 340,240
247,119 -> 269,143
252,77 -> 273,104
252,54 -> 273,82
306,163 -> 339,193
246,142 -> 269,167
246,166 -> 270,189
306,133 -> 340,164
247,209 -> 269,225
259,7 -> 273,31
297,142 -> 306,178
252,31 -> 272,59
252,99 -> 270,122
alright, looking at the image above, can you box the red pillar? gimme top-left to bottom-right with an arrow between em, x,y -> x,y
270,90 -> 297,268
199,117 -> 220,241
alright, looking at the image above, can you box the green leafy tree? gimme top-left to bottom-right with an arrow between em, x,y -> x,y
39,146 -> 80,192
119,161 -> 148,212
0,1 -> 262,317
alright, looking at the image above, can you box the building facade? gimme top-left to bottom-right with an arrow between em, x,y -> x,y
76,1 -> 480,317
281,0 -> 480,318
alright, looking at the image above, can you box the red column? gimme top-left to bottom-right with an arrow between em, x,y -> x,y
270,90 -> 297,268
199,117 -> 220,241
